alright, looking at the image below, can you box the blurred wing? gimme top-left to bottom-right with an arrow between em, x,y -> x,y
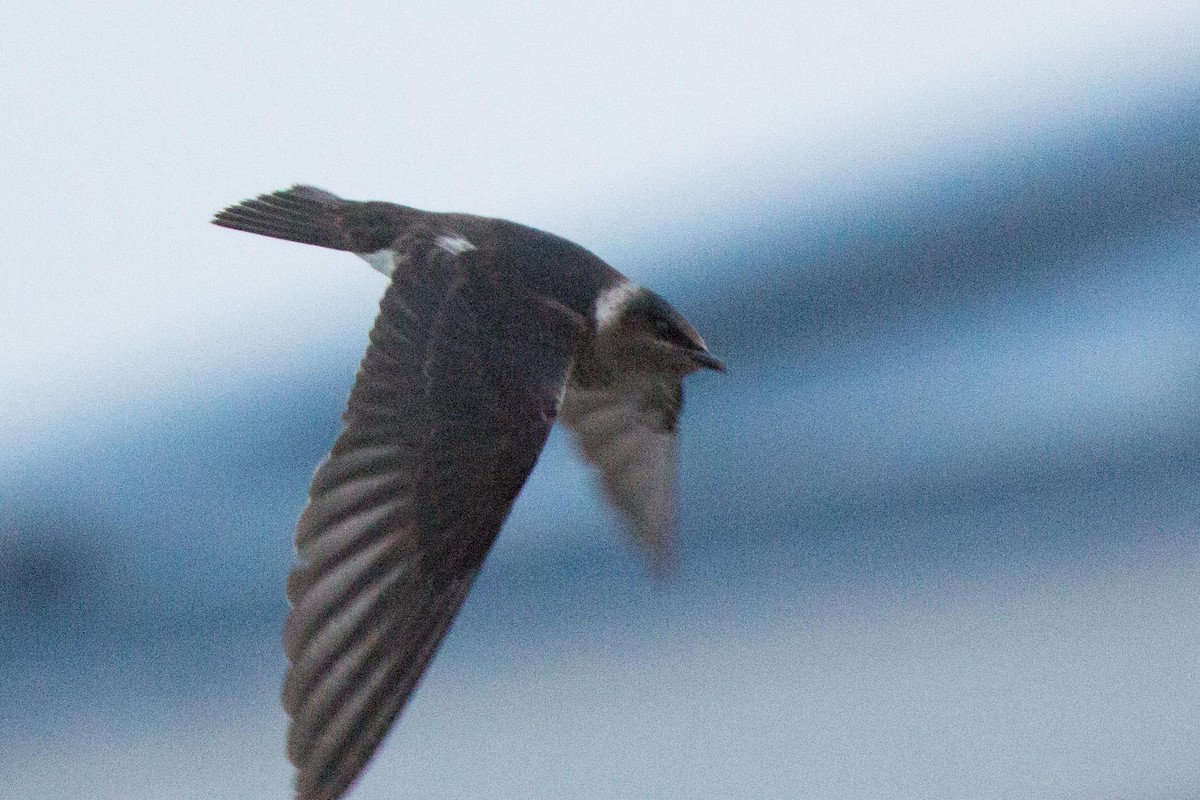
560,374 -> 682,569
281,240 -> 578,800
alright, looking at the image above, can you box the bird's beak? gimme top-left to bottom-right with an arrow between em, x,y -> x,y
689,348 -> 726,373
669,309 -> 725,372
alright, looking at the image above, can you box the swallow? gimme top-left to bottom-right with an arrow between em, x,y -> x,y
212,186 -> 724,800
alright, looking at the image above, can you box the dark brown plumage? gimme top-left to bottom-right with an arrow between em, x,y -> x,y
212,186 -> 723,800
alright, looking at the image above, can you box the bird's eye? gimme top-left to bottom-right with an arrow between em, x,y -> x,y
652,317 -> 695,349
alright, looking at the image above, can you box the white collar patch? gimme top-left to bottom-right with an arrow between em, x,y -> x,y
594,282 -> 640,330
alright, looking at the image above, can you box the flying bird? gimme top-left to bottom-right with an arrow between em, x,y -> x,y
212,186 -> 724,800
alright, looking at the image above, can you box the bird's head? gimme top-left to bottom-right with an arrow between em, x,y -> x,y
596,285 -> 725,375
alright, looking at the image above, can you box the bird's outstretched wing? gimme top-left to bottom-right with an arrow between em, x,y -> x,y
252,219 -> 580,800
560,371 -> 682,571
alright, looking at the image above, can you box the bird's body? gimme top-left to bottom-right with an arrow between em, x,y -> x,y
212,186 -> 722,800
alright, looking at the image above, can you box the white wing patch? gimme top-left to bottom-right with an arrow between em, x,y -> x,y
357,234 -> 472,277
358,248 -> 398,277
435,235 -> 476,255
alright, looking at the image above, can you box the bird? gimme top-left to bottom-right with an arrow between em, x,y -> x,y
211,185 -> 724,800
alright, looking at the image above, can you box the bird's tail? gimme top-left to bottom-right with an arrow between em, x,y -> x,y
211,185 -> 354,251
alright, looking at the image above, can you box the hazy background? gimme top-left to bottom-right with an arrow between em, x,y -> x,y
3,2 -> 1200,798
